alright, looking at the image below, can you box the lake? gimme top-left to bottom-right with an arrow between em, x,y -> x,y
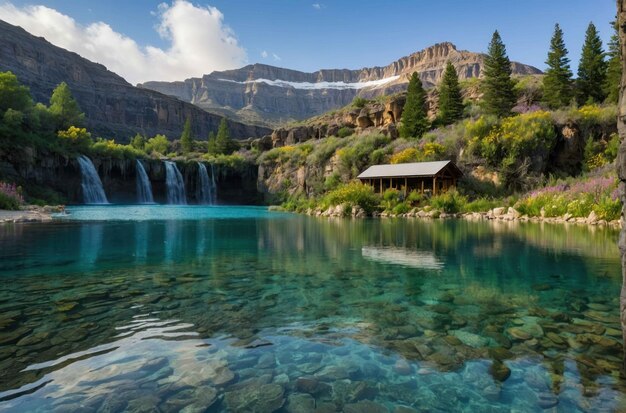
0,206 -> 624,412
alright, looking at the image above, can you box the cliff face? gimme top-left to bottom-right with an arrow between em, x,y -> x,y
140,42 -> 542,127
0,20 -> 270,142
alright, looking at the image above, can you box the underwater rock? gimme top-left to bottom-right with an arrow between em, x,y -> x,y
506,327 -> 532,341
285,393 -> 315,413
450,330 -> 489,348
393,359 -> 413,375
344,400 -> 390,413
488,347 -> 513,361
489,361 -> 511,382
546,332 -> 565,346
224,383 -> 285,412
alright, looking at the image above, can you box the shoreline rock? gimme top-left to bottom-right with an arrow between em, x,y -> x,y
300,205 -> 621,228
0,205 -> 65,224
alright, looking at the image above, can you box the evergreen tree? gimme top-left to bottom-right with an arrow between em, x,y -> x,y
542,24 -> 573,109
207,131 -> 217,154
49,82 -> 84,130
215,118 -> 236,155
604,19 -> 621,104
437,61 -> 464,125
400,72 -> 429,138
0,71 -> 32,113
180,116 -> 194,153
481,31 -> 517,117
577,22 -> 608,104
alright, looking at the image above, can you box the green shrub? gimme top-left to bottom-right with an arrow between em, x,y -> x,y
392,202 -> 411,215
594,196 -> 621,221
322,181 -> 380,213
352,97 -> 368,108
337,127 -> 354,138
463,197 -> 499,213
407,190 -> 425,206
382,188 -> 402,211
430,189 -> 467,213
91,139 -> 144,159
145,134 -> 169,155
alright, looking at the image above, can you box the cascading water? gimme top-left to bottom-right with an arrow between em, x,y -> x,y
164,161 -> 187,205
196,162 -> 217,205
135,160 -> 154,204
77,155 -> 109,204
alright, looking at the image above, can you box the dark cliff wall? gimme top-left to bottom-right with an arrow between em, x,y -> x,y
0,147 -> 262,205
0,20 -> 270,142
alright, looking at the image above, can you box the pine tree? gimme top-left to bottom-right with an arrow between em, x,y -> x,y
400,72 -> 429,139
604,19 -> 621,104
207,131 -> 217,155
577,22 -> 608,104
180,116 -> 194,153
215,118 -> 236,155
542,24 -> 573,109
481,31 -> 517,117
49,82 -> 84,130
437,61 -> 464,125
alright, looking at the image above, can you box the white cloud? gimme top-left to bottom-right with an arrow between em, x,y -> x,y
260,50 -> 268,58
272,53 -> 281,61
312,3 -> 322,10
0,1 -> 247,84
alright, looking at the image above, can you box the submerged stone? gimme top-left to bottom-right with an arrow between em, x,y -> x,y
344,400 -> 390,413
224,383 -> 285,412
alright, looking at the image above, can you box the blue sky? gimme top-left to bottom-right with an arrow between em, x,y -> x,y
1,0 -> 617,83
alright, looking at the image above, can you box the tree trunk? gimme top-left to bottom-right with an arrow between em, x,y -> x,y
617,0 -> 626,373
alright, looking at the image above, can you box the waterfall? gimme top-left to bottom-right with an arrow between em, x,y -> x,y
164,161 -> 187,205
77,155 -> 108,204
197,162 -> 217,205
135,160 -> 154,204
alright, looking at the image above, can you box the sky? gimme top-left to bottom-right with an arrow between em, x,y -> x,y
0,0 -> 617,85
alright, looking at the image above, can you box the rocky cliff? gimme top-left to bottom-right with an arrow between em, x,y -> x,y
140,42 -> 541,127
0,20 -> 270,142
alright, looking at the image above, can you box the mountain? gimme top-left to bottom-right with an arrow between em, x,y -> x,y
0,20 -> 270,141
139,42 -> 542,128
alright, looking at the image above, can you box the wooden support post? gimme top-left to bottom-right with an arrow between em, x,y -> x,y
379,178 -> 382,194
421,180 -> 424,194
404,177 -> 408,196
433,177 -> 437,196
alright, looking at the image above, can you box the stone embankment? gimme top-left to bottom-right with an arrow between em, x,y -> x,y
304,205 -> 622,228
0,205 -> 65,224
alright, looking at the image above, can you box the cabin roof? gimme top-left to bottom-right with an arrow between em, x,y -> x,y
357,160 -> 462,179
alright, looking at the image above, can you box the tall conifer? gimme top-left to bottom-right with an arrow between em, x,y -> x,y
577,22 -> 607,104
482,31 -> 517,117
400,72 -> 429,139
438,61 -> 464,125
543,24 -> 573,109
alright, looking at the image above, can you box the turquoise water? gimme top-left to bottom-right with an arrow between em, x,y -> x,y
0,205 -> 624,412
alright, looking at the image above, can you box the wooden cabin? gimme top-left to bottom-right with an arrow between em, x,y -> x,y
357,160 -> 463,196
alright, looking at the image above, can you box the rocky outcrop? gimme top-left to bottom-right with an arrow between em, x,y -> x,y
0,20 -> 270,142
140,42 -> 541,127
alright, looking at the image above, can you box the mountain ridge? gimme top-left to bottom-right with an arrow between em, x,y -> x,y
139,42 -> 542,128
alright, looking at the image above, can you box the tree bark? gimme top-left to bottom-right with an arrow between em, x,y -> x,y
617,0 -> 626,373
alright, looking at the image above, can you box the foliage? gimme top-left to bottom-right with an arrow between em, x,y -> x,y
463,197 -> 499,213
577,22 -> 607,105
57,126 -> 93,151
583,132 -> 620,171
91,139 -> 145,159
0,71 -> 32,113
468,111 -> 556,168
49,82 -> 85,130
481,31 -> 517,117
437,61 -> 464,125
144,134 -> 169,155
337,126 -> 354,138
336,133 -> 390,177
400,72 -> 429,138
3,108 -> 24,129
352,96 -> 368,108
321,181 -> 380,213
542,24 -> 573,109
0,181 -> 24,210
207,131 -> 217,154
260,144 -> 313,165
430,188 -> 467,213
180,116 -> 194,153
214,118 -> 238,155
389,143 -> 446,164
130,133 -> 146,150
604,20 -> 621,104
